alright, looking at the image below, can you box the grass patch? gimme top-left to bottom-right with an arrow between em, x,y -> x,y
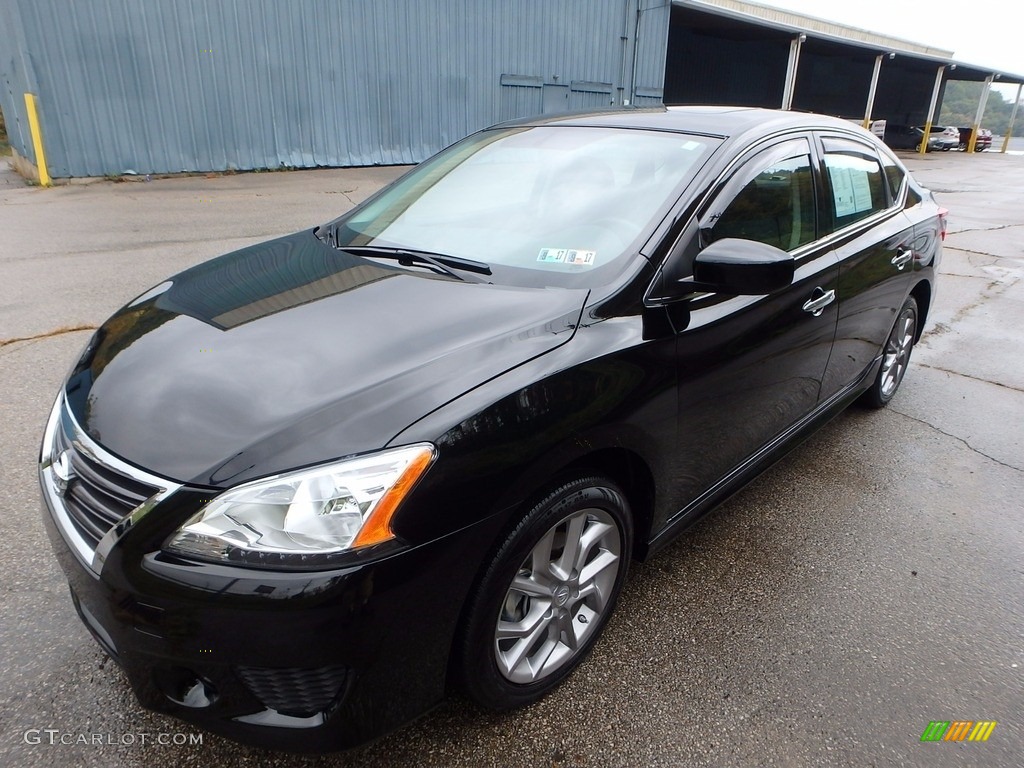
0,107 -> 9,156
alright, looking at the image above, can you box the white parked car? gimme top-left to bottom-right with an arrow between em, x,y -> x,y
932,126 -> 960,151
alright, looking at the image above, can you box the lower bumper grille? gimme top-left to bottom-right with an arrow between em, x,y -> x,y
235,665 -> 350,718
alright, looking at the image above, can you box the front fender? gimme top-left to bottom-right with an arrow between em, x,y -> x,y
387,317 -> 678,547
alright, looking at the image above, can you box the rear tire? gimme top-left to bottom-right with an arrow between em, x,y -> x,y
861,296 -> 918,408
457,476 -> 632,711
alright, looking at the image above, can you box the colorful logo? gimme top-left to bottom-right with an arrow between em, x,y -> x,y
921,721 -> 997,742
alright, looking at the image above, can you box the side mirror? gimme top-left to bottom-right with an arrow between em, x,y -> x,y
684,238 -> 795,295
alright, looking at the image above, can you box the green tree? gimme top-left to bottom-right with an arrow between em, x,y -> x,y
939,80 -> 1022,136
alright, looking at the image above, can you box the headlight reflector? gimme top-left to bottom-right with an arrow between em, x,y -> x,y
165,444 -> 435,566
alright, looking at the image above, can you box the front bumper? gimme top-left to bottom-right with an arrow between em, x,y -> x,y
41,488 -> 500,751
38,399 -> 504,752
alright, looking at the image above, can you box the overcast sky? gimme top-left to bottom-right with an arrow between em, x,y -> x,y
761,0 -> 1021,97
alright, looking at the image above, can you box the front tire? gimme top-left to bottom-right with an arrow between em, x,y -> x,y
457,476 -> 632,711
861,295 -> 918,408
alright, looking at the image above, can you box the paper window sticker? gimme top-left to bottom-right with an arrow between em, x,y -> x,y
849,171 -> 873,213
829,166 -> 857,218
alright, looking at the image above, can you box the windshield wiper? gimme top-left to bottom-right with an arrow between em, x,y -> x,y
339,245 -> 492,282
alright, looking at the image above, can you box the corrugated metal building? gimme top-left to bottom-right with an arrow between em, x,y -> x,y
3,0 -> 1020,180
0,0 -> 670,178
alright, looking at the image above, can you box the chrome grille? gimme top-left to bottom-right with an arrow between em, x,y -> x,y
41,396 -> 180,573
53,422 -> 160,550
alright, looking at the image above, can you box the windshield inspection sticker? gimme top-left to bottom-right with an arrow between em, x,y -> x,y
537,248 -> 597,265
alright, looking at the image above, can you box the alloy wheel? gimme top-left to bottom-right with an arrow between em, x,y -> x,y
494,508 -> 621,684
879,304 -> 917,398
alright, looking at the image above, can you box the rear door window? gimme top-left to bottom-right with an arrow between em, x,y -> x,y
821,138 -> 888,231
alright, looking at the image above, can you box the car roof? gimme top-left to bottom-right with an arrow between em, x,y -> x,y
491,105 -> 866,140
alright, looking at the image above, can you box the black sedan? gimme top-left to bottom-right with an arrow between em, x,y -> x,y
39,107 -> 944,752
882,123 -> 942,152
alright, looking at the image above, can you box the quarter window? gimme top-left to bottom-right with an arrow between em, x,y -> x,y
879,151 -> 906,204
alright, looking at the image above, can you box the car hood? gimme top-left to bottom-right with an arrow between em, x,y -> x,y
65,230 -> 586,486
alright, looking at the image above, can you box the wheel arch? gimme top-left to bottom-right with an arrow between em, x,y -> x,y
450,466 -> 642,706
557,447 -> 656,562
910,279 -> 932,343
445,444 -> 657,691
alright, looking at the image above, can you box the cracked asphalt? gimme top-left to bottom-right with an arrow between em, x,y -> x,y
1,150 -> 1021,767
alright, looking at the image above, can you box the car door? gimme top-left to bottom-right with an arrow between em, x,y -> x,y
814,135 -> 916,401
649,135 -> 840,522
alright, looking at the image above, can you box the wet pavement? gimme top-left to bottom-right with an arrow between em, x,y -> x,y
0,149 -> 1021,767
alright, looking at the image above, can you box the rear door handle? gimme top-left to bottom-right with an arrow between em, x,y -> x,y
892,247 -> 913,271
802,288 -> 836,317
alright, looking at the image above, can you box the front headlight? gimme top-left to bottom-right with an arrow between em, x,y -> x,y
165,444 -> 435,568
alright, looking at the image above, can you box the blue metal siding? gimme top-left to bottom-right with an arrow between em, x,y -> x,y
633,1 -> 671,105
0,0 -> 670,178
0,1 -> 32,157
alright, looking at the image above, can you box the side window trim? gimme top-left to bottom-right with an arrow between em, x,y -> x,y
647,131 -> 823,298
818,133 -> 907,209
817,134 -> 897,236
698,136 -> 819,254
698,137 -> 812,229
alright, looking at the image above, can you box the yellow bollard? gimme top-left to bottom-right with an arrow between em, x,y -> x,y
919,122 -> 932,155
23,92 -> 52,187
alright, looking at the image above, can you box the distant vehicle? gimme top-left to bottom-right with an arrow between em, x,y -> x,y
883,124 -> 942,152
935,126 -> 960,151
957,127 -> 993,151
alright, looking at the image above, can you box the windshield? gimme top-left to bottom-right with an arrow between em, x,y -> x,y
327,125 -> 719,288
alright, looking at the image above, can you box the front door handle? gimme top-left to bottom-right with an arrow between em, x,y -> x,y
802,288 -> 836,317
892,247 -> 913,271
